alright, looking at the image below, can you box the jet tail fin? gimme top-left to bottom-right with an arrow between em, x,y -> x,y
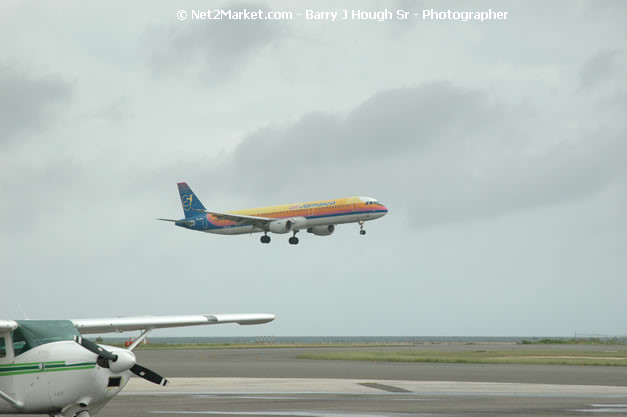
177,182 -> 207,219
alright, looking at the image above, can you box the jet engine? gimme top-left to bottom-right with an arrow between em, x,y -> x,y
307,225 -> 335,236
268,219 -> 293,234
268,217 -> 307,234
288,217 -> 307,230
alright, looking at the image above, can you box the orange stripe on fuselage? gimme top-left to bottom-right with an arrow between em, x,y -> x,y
206,197 -> 366,226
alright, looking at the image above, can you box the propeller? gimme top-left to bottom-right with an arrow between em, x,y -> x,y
73,336 -> 169,386
74,336 -> 117,361
130,364 -> 169,386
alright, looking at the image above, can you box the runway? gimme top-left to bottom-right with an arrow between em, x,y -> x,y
104,345 -> 627,417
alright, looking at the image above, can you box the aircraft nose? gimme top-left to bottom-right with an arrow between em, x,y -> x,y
382,205 -> 389,215
108,349 -> 137,374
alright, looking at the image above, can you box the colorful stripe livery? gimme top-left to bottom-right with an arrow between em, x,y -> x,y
206,197 -> 383,228
162,182 -> 388,244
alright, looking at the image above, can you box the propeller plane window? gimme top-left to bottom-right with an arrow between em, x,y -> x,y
11,328 -> 28,356
12,320 -> 81,356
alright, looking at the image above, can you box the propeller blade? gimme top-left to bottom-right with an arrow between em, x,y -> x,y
130,364 -> 169,386
74,336 -> 117,362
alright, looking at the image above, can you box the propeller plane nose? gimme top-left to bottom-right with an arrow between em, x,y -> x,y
108,349 -> 136,373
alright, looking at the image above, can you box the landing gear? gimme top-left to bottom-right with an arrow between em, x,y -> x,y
260,234 -> 271,244
288,231 -> 299,245
358,220 -> 366,235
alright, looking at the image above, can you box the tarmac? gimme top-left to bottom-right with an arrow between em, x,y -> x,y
98,345 -> 627,417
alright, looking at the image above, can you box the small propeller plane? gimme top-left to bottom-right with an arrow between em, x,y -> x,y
0,312 -> 275,416
159,182 -> 388,245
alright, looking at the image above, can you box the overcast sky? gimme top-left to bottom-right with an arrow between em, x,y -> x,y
1,0 -> 626,337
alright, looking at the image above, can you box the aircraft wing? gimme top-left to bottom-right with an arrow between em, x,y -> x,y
195,209 -> 273,228
0,320 -> 18,332
72,313 -> 275,334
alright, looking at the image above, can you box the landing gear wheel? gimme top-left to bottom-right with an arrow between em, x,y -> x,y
358,220 -> 366,235
260,234 -> 271,244
360,230 -> 366,235
289,237 -> 299,245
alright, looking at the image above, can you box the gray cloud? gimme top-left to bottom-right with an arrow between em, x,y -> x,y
190,82 -> 626,227
580,49 -> 623,90
0,64 -> 72,145
0,155 -> 86,235
95,97 -> 134,124
145,2 -> 287,78
209,83 -> 489,193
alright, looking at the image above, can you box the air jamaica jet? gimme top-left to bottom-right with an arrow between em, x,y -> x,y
159,182 -> 388,245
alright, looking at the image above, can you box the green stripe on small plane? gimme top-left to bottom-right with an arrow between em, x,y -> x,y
0,370 -> 43,376
0,365 -> 41,374
44,365 -> 96,373
44,362 -> 95,369
0,361 -> 97,376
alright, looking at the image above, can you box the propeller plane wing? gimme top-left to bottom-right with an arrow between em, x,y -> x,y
0,312 -> 275,417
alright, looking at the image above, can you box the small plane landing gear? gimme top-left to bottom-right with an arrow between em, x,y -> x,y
288,231 -> 299,245
260,234 -> 271,244
358,220 -> 366,235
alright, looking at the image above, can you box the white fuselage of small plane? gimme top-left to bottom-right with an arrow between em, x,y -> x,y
0,341 -> 131,415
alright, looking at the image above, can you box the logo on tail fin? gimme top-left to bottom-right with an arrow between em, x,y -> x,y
182,194 -> 193,211
177,182 -> 206,219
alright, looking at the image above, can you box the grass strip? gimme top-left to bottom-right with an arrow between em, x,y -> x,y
520,338 -> 625,345
297,349 -> 627,366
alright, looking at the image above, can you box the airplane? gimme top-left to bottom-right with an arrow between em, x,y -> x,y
159,182 -> 388,244
0,312 -> 275,416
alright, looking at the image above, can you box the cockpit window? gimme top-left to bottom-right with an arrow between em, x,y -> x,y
12,320 -> 80,356
11,328 -> 27,356
0,335 -> 6,358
